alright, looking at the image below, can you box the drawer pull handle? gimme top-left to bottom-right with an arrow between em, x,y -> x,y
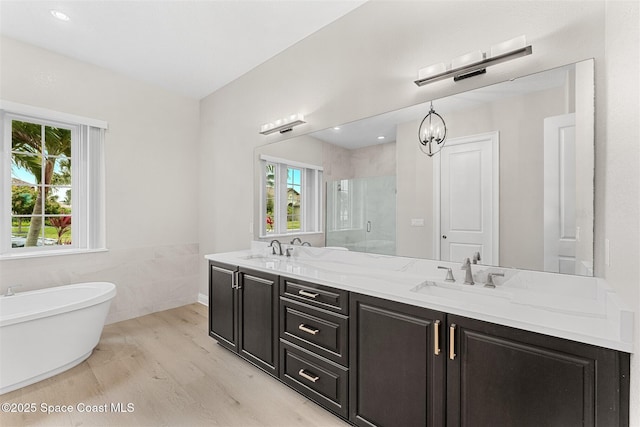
434,320 -> 441,356
298,324 -> 320,335
449,323 -> 456,360
298,289 -> 319,299
298,369 -> 320,383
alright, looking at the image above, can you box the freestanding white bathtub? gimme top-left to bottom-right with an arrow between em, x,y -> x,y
0,282 -> 116,394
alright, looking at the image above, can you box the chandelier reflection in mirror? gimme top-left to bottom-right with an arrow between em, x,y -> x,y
418,102 -> 447,156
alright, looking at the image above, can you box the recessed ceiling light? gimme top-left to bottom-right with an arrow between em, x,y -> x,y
377,136 -> 385,140
333,127 -> 341,131
50,10 -> 70,21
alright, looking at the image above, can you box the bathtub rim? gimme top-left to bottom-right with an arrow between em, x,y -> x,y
0,282 -> 116,328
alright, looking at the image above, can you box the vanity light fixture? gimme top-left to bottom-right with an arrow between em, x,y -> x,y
259,113 -> 306,135
415,36 -> 532,86
50,10 -> 70,21
418,102 -> 447,157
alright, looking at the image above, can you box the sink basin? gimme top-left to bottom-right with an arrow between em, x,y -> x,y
409,280 -> 513,306
238,253 -> 287,269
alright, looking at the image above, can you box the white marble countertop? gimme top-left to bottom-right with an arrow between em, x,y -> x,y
205,242 -> 634,353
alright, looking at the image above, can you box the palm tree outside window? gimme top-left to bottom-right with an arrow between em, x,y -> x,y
1,103 -> 107,257
11,120 -> 73,248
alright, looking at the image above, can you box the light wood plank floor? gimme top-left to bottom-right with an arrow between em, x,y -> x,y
1,304 -> 350,427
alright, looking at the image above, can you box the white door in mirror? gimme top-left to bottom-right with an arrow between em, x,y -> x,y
439,132 -> 498,264
544,113 -> 576,274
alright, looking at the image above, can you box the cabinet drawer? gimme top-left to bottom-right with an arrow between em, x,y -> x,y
281,298 -> 348,365
280,277 -> 348,314
280,340 -> 348,419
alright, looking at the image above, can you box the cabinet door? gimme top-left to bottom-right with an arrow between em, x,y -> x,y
447,315 -> 630,427
350,293 -> 446,427
209,262 -> 238,352
238,268 -> 279,376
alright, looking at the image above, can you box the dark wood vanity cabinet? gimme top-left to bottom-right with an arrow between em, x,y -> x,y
349,293 -> 446,427
446,314 -> 630,427
208,261 -> 279,376
209,263 -> 630,427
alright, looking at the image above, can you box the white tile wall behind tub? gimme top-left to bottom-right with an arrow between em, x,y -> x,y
0,243 -> 200,324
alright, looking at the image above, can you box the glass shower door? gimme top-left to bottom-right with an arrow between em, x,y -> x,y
326,176 -> 395,255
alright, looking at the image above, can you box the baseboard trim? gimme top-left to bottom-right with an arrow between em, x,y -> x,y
198,293 -> 208,306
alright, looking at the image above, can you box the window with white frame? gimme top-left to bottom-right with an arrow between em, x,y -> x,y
1,102 -> 107,257
261,155 -> 322,237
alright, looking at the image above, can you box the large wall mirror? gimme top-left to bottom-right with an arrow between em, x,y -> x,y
254,59 -> 595,277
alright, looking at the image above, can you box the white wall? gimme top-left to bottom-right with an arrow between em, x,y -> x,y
198,0 -> 639,423
603,1 -> 640,423
0,37 -> 201,323
396,118 -> 434,259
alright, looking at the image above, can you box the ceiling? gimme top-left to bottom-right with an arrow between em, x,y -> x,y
0,0 -> 366,99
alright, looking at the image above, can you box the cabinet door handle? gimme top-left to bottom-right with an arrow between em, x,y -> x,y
434,320 -> 441,356
449,323 -> 456,360
298,289 -> 319,299
298,369 -> 320,383
233,271 -> 241,289
298,324 -> 320,335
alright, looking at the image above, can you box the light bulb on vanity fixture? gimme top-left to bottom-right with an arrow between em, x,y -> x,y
259,113 -> 306,135
415,35 -> 532,86
418,102 -> 447,157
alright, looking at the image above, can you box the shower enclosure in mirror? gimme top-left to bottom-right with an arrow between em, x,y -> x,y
326,176 -> 396,255
253,59 -> 595,276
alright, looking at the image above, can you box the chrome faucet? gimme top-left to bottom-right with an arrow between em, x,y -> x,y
290,237 -> 302,245
437,266 -> 455,282
484,272 -> 504,288
5,285 -> 21,296
461,258 -> 474,285
268,239 -> 283,256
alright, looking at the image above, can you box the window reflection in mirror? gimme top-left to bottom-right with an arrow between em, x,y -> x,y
256,146 -> 323,239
